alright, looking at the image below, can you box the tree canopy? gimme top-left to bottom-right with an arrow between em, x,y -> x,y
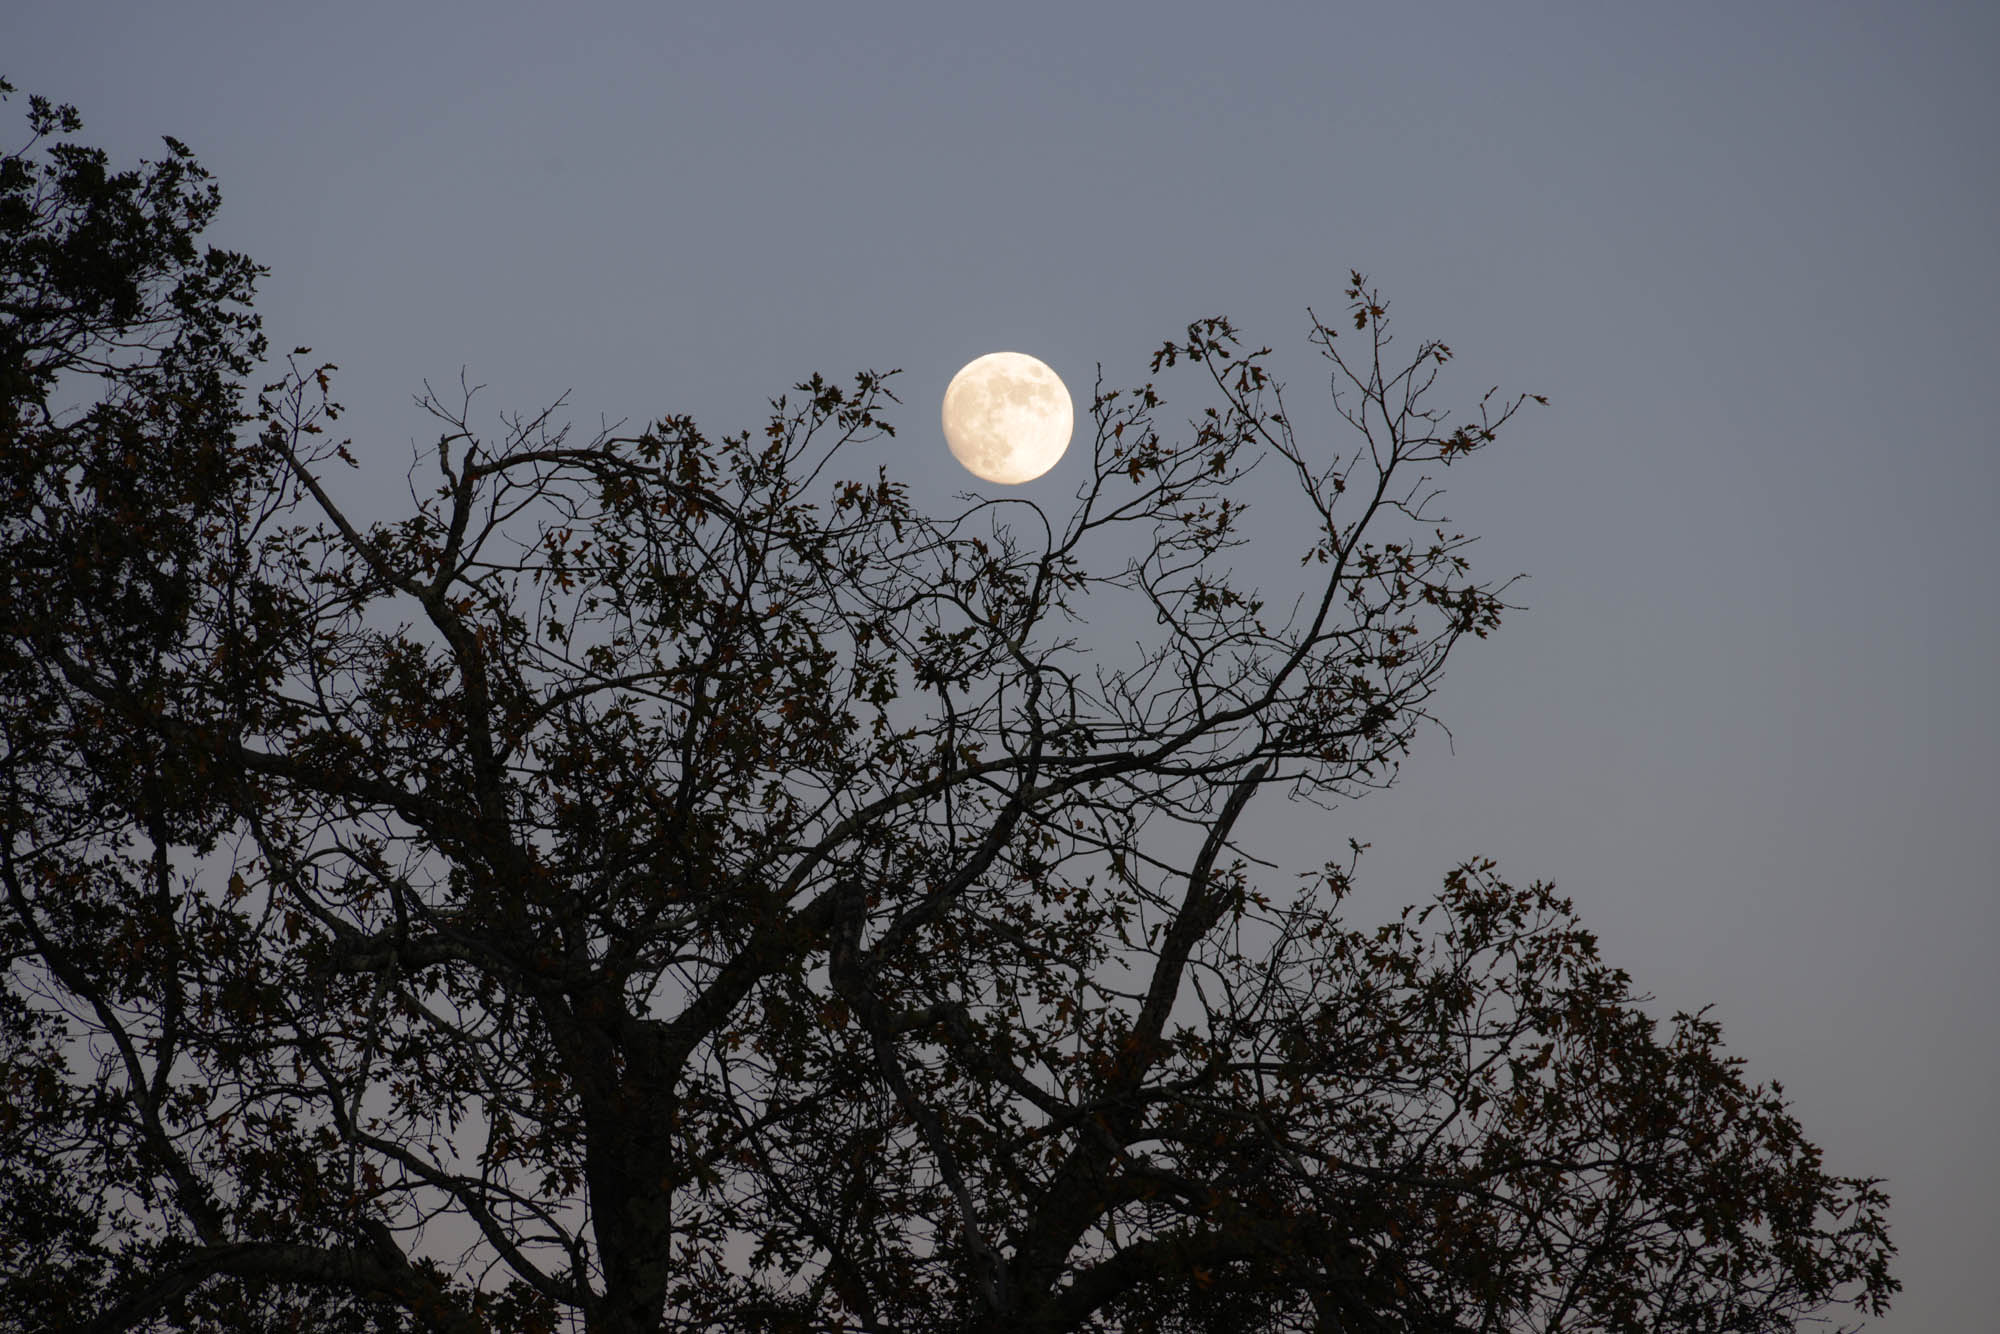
0,84 -> 1896,1334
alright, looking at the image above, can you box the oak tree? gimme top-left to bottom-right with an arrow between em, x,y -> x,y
0,86 -> 1896,1334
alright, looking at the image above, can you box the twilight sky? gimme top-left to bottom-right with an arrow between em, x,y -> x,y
10,2 -> 1995,1327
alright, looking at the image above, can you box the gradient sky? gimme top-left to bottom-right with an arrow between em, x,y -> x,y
10,3 -> 1995,1328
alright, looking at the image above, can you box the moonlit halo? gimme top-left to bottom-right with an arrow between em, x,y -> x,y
940,352 -> 1074,484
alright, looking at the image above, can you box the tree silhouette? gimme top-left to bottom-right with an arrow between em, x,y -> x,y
1,85 -> 1895,1334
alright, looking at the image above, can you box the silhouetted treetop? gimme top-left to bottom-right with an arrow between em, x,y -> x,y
0,83 -> 1894,1334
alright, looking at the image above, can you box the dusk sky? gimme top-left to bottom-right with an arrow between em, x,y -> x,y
10,2 -> 1995,1328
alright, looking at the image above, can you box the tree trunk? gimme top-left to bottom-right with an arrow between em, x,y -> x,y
564,998 -> 677,1334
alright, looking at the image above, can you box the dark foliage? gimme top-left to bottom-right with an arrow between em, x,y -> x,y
0,85 -> 1895,1334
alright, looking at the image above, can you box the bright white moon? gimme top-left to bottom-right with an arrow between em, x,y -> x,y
941,352 -> 1074,484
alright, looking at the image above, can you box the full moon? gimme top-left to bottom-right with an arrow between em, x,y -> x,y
941,352 -> 1074,484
